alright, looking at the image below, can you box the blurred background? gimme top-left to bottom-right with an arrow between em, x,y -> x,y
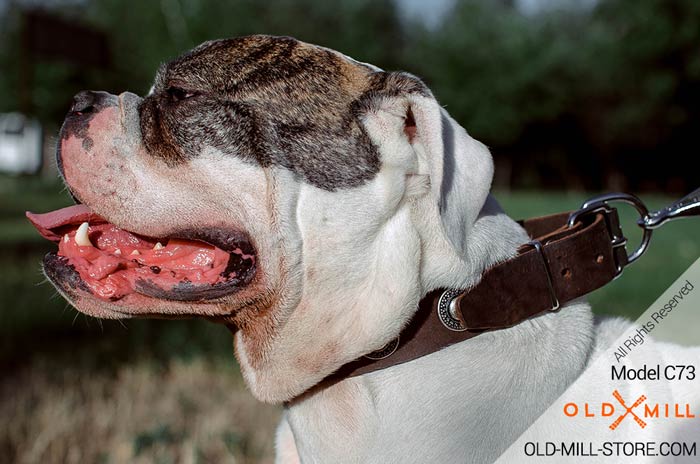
1,0 -> 698,462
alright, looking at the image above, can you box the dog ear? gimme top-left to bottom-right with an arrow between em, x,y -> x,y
354,72 -> 494,256
410,91 -> 494,256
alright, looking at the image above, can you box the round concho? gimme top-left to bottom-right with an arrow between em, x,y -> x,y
437,288 -> 467,331
364,336 -> 400,360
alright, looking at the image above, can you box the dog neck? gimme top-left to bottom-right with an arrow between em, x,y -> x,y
283,196 -> 595,462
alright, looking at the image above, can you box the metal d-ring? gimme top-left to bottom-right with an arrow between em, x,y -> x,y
568,192 -> 652,265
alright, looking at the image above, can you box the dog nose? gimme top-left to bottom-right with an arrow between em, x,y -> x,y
69,90 -> 116,114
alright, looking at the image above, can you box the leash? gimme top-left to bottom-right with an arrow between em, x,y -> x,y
332,188 -> 700,380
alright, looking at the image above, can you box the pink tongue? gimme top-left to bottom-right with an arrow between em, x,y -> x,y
26,205 -> 107,242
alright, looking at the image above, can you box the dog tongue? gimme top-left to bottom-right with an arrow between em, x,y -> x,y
26,204 -> 107,241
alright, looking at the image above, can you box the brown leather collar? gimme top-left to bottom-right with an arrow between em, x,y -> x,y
330,208 -> 627,380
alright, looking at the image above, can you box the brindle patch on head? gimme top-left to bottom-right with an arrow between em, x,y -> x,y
138,35 -> 431,191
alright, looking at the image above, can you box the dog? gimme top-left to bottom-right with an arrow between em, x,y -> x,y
32,35 -> 700,463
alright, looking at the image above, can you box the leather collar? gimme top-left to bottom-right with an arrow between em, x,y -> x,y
330,208 -> 626,380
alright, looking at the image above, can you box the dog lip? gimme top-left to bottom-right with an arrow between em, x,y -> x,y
133,267 -> 255,301
43,253 -> 91,294
172,227 -> 256,257
43,247 -> 257,304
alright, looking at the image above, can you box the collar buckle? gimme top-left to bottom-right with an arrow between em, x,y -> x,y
568,193 -> 650,276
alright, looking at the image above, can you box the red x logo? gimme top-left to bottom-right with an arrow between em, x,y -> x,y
609,390 -> 647,430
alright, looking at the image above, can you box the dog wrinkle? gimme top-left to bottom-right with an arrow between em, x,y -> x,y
293,340 -> 339,377
314,380 -> 360,430
274,415 -> 301,464
304,266 -> 316,283
286,377 -> 377,462
230,290 -> 279,367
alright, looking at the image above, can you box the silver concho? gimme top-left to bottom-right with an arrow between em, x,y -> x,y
364,336 -> 400,360
437,288 -> 468,331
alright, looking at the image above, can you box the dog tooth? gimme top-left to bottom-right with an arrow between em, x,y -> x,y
63,234 -> 70,243
114,248 -> 122,256
75,222 -> 93,247
153,242 -> 164,250
131,249 -> 141,256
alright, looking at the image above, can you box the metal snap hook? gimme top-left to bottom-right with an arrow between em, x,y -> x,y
639,187 -> 700,230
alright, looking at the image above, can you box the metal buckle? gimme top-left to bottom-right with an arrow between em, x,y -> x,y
567,193 -> 651,275
526,240 -> 560,311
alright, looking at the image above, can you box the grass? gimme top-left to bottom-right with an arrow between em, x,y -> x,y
1,357 -> 280,463
1,176 -> 699,462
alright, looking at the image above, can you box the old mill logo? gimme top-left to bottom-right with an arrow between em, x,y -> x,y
564,390 -> 695,430
609,391 -> 647,430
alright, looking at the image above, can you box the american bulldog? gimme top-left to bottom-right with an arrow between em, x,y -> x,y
27,35 -> 700,463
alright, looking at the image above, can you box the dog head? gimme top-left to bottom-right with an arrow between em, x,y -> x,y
37,35 -> 495,402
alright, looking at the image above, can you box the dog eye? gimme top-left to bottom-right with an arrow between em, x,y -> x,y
166,86 -> 196,102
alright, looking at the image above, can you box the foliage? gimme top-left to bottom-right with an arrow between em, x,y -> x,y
0,0 -> 404,124
407,0 -> 700,190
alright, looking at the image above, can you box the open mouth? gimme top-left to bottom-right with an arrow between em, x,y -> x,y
27,205 -> 256,302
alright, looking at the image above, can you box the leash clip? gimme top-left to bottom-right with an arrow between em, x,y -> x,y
639,187 -> 700,230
